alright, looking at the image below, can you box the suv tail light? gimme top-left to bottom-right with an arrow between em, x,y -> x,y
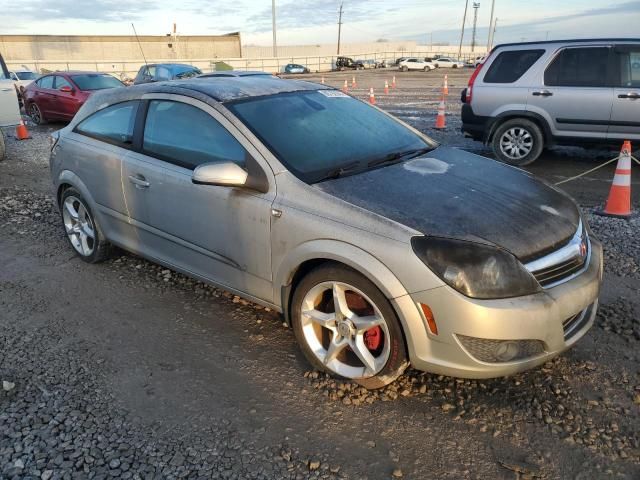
464,50 -> 493,104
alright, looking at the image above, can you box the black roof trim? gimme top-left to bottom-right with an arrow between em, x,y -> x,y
493,38 -> 640,49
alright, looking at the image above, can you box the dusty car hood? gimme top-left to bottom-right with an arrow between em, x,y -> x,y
315,147 -> 580,262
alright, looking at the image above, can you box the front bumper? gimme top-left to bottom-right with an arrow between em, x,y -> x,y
392,238 -> 603,379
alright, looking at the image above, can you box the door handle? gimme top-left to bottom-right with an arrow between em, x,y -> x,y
128,174 -> 150,188
532,90 -> 553,97
618,92 -> 640,99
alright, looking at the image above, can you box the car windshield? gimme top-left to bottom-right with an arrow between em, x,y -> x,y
71,74 -> 124,91
227,90 -> 434,183
173,66 -> 202,79
16,71 -> 37,80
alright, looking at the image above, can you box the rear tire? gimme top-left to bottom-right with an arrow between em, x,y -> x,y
492,118 -> 544,166
59,188 -> 113,263
28,102 -> 47,125
291,263 -> 409,389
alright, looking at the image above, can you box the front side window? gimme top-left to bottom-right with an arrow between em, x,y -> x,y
544,47 -> 610,87
143,100 -> 247,170
76,101 -> 138,145
227,90 -> 432,183
615,46 -> 640,88
70,74 -> 123,91
484,49 -> 545,83
38,76 -> 54,89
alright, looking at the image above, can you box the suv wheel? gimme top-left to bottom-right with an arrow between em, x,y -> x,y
60,188 -> 112,263
492,118 -> 544,166
291,264 -> 408,389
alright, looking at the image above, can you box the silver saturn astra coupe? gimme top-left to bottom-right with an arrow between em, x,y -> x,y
49,76 -> 602,388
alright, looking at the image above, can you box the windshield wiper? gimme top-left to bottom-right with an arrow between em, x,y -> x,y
315,161 -> 361,182
367,147 -> 434,169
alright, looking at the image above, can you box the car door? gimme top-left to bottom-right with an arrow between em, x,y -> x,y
0,57 -> 21,127
121,95 -> 275,302
64,100 -> 139,240
528,46 -> 614,138
53,76 -> 82,120
609,44 -> 640,140
33,75 -> 56,117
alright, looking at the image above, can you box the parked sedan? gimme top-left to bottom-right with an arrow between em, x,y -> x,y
283,64 -> 310,74
49,76 -> 602,388
432,57 -> 465,68
24,71 -> 124,124
398,58 -> 435,71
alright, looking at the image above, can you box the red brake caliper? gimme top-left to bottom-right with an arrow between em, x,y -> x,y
364,327 -> 382,350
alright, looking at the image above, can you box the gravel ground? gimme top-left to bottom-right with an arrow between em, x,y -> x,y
1,70 -> 639,479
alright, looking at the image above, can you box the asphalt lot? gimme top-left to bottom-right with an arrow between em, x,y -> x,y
1,69 -> 639,479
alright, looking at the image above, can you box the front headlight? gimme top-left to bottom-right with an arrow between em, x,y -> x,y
411,236 -> 541,299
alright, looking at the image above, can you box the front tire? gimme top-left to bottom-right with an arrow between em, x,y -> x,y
291,263 -> 408,389
492,118 -> 544,166
60,188 -> 112,263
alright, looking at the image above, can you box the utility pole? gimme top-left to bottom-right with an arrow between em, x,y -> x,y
458,0 -> 469,59
337,3 -> 343,55
489,18 -> 498,50
471,2 -> 480,52
486,0 -> 495,52
272,0 -> 277,57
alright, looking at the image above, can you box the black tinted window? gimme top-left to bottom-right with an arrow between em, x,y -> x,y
38,76 -> 54,89
483,49 -> 544,83
615,46 -> 640,88
76,101 -> 138,145
70,74 -> 123,91
545,47 -> 610,87
143,100 -> 246,170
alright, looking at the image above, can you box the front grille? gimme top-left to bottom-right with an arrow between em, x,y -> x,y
532,256 -> 586,287
456,335 -> 545,363
563,302 -> 595,341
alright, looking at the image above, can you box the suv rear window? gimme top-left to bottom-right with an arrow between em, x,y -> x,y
544,47 -> 610,87
483,49 -> 545,83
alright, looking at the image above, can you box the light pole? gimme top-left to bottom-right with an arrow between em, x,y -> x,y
272,0 -> 277,57
458,0 -> 469,59
486,0 -> 495,52
471,2 -> 480,52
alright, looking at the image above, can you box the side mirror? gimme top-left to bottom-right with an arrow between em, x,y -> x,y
59,85 -> 73,93
192,162 -> 248,188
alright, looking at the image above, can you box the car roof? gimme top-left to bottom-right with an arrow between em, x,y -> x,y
198,70 -> 272,78
148,63 -> 198,68
494,38 -> 640,49
47,71 -> 110,76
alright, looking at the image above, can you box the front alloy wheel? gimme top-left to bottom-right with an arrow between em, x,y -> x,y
292,264 -> 408,389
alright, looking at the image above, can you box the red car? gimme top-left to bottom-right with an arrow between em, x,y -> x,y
23,71 -> 124,124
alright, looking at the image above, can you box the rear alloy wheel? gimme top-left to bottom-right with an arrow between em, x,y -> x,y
492,118 -> 544,166
60,188 -> 112,263
292,264 -> 408,389
28,103 -> 46,125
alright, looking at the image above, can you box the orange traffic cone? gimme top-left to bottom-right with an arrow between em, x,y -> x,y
342,79 -> 349,93
384,80 -> 389,95
600,141 -> 634,218
392,76 -> 397,88
321,76 -> 325,84
435,96 -> 446,129
443,74 -> 449,96
369,87 -> 376,105
16,119 -> 30,140
352,75 -> 357,88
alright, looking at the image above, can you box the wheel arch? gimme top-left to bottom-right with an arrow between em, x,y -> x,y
276,240 -> 410,327
55,170 -> 101,216
486,110 -> 552,146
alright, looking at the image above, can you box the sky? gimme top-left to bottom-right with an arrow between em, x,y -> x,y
0,0 -> 638,47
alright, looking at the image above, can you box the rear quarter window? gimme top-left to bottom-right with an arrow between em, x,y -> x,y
75,101 -> 139,146
483,49 -> 545,83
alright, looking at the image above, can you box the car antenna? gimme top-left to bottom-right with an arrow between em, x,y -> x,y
131,23 -> 149,70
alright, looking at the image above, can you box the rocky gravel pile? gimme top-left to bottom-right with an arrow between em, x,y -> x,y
0,321 -> 345,480
586,210 -> 640,279
597,298 -> 640,342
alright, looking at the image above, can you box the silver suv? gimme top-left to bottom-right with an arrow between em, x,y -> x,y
462,39 -> 640,165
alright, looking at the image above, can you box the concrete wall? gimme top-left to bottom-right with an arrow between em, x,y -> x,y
0,34 -> 242,62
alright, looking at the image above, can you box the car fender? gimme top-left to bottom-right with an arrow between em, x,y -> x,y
55,169 -> 104,221
275,239 -> 430,357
